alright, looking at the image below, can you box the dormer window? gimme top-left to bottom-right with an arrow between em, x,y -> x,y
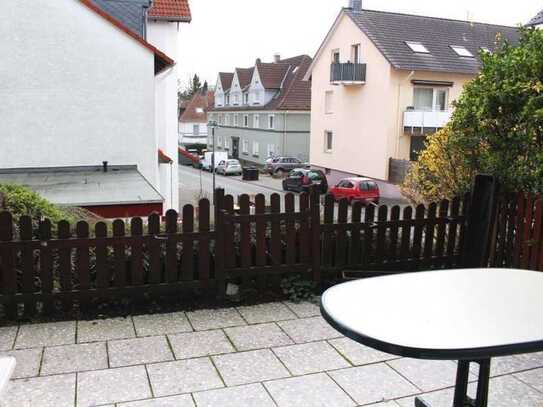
406,42 -> 429,54
196,108 -> 204,114
243,93 -> 249,104
225,95 -> 230,105
451,46 -> 474,57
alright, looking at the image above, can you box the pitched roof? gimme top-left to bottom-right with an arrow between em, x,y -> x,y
219,73 -> 234,91
180,91 -> 215,123
235,68 -> 254,89
344,9 -> 520,74
528,9 -> 543,26
89,0 -> 150,36
148,0 -> 191,22
82,0 -> 174,73
212,55 -> 312,112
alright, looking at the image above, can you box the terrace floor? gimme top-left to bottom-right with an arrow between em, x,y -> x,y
1,300 -> 543,406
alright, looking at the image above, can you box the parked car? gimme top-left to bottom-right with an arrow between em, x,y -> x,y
282,169 -> 328,194
216,159 -> 243,176
201,152 -> 228,171
329,178 -> 380,204
266,157 -> 309,175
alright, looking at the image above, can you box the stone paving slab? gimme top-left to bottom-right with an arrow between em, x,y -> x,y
329,337 -> 400,366
224,323 -> 293,351
212,349 -> 290,386
264,372 -> 356,407
273,341 -> 350,375
41,342 -> 107,375
146,357 -> 224,397
168,330 -> 234,359
193,383 -> 276,407
3,373 -> 76,407
77,317 -> 135,343
108,336 -> 173,367
0,326 -> 17,351
283,300 -> 321,318
132,312 -> 192,337
117,394 -> 195,406
186,308 -> 246,331
277,316 -> 342,343
15,321 -> 75,349
0,348 -> 42,378
236,302 -> 297,324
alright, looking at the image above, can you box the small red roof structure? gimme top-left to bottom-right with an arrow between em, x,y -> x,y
158,149 -> 174,164
180,91 -> 214,123
149,0 -> 192,22
79,0 -> 175,73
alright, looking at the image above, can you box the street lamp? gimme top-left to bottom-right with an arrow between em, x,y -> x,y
208,120 -> 218,204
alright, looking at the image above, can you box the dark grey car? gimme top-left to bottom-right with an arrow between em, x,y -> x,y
265,157 -> 309,175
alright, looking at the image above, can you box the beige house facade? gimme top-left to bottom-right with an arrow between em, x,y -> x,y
305,3 -> 519,184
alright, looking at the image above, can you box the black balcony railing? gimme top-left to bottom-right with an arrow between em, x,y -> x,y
330,63 -> 367,83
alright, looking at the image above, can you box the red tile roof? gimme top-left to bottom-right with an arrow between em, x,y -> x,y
149,0 -> 192,22
79,0 -> 174,73
180,91 -> 214,123
236,68 -> 254,89
257,62 -> 291,89
219,73 -> 234,91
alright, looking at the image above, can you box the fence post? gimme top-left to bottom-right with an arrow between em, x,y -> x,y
214,188 -> 226,300
310,187 -> 322,286
463,174 -> 500,268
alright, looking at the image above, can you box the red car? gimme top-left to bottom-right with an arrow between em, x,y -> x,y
329,178 -> 380,204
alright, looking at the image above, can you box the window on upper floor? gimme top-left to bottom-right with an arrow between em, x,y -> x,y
325,131 -> 333,153
332,50 -> 340,64
244,115 -> 249,127
234,94 -> 240,105
268,114 -> 275,129
406,41 -> 430,54
253,141 -> 260,157
193,124 -> 200,135
224,137 -> 229,150
267,144 -> 276,158
225,95 -> 230,105
242,139 -> 249,154
451,45 -> 474,57
196,108 -> 204,114
253,114 -> 260,129
351,44 -> 361,64
254,91 -> 262,105
413,87 -> 449,112
243,93 -> 249,104
234,114 -> 238,126
325,91 -> 334,114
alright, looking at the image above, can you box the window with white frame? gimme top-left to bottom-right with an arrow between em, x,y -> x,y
225,115 -> 230,126
254,91 -> 261,104
193,124 -> 200,135
225,95 -> 230,105
244,115 -> 249,127
268,114 -> 275,129
218,114 -> 223,125
451,45 -> 474,57
325,131 -> 333,153
405,41 -> 430,54
234,94 -> 240,105
253,114 -> 260,128
413,87 -> 448,111
224,137 -> 229,150
331,49 -> 340,63
351,44 -> 361,63
243,93 -> 249,104
267,144 -> 276,158
234,114 -> 238,126
242,139 -> 249,154
325,91 -> 334,114
252,141 -> 260,157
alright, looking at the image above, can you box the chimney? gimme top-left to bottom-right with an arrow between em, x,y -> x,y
256,58 -> 262,64
273,53 -> 281,63
349,0 -> 362,11
102,161 -> 108,173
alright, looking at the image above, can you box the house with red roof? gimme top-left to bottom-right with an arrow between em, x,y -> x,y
209,54 -> 312,166
0,0 -> 191,217
179,88 -> 215,152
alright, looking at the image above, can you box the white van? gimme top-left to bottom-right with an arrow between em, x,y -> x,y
201,152 -> 228,172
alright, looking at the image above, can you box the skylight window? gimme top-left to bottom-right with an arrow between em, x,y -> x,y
451,46 -> 474,57
406,42 -> 430,54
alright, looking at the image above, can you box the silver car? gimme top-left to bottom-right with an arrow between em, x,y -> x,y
265,157 -> 309,175
216,159 -> 243,176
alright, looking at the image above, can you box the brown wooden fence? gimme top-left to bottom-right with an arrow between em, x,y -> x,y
489,192 -> 543,271
0,187 -> 474,319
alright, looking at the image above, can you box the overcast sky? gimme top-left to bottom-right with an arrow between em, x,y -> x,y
177,0 -> 539,87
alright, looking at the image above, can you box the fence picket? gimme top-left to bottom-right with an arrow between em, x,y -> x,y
198,199 -> 211,283
224,195 -> 236,269
388,206 -> 401,262
350,201 -> 363,265
335,199 -> 349,270
423,203 -> 437,267
95,222 -> 109,292
435,200 -> 449,264
39,219 -> 54,314
521,194 -> 533,270
446,197 -> 460,268
0,212 -> 16,318
58,220 -> 72,311
148,213 -> 162,284
299,193 -> 310,265
113,220 -> 126,287
165,210 -> 179,283
19,216 -> 34,316
255,194 -> 267,289
322,195 -> 335,270
285,194 -> 296,266
513,193 -> 526,268
362,204 -> 375,270
182,206 -> 194,282
76,221 -> 90,311
530,195 -> 542,271
239,195 -> 251,288
130,218 -> 144,285
400,206 -> 413,262
375,206 -> 388,266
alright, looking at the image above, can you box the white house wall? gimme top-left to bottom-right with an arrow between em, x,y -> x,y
1,0 -> 159,196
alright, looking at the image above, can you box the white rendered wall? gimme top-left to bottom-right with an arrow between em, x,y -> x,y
0,0 -> 158,193
147,21 -> 180,211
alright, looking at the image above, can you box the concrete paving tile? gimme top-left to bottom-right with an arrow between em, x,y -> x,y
133,312 -> 192,337
168,330 -> 234,359
273,341 -> 350,375
77,365 -> 151,406
2,373 -> 75,407
329,364 -> 419,405
388,358 -> 469,392
277,316 -> 341,343
147,357 -> 223,397
186,308 -> 246,331
224,323 -> 293,351
194,383 -> 276,407
0,348 -> 42,379
470,355 -> 542,377
41,342 -> 107,375
0,326 -> 17,351
283,300 -> 321,318
78,317 -> 135,343
396,388 -> 454,407
108,336 -> 173,367
15,321 -> 75,349
236,302 -> 297,324
117,394 -> 195,406
328,337 -> 399,366
264,372 -> 356,407
212,349 -> 290,386
514,367 -> 543,392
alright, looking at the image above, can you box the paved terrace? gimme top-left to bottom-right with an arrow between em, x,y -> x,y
1,300 -> 543,406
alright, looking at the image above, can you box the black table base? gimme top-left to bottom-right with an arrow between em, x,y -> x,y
415,359 -> 491,407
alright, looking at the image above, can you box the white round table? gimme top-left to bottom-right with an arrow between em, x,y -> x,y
321,269 -> 543,407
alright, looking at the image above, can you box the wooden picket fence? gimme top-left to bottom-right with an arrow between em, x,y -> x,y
0,186 -> 475,319
489,192 -> 543,271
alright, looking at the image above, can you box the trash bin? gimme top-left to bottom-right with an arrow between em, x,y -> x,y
242,167 -> 259,181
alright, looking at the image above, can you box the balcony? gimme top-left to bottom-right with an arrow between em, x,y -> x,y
330,63 -> 366,85
403,109 -> 452,132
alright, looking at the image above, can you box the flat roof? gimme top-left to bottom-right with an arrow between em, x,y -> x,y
0,165 -> 164,207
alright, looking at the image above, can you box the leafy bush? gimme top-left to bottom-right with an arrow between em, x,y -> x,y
280,274 -> 316,303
